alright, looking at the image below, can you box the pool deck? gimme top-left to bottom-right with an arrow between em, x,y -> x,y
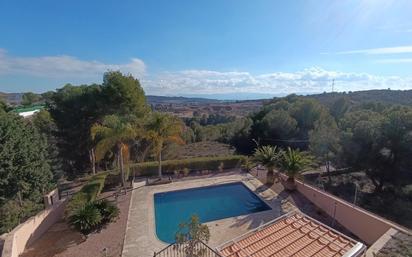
121,172 -> 296,257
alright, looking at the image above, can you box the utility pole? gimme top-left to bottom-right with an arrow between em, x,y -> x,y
331,79 -> 335,93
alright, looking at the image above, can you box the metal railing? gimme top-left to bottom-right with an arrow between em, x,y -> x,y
153,240 -> 223,257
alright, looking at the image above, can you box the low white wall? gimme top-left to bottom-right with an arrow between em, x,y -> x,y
1,199 -> 67,257
288,176 -> 410,245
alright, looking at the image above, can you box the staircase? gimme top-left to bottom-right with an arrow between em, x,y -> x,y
153,240 -> 222,257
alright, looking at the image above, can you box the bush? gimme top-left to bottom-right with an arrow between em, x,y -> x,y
69,202 -> 102,234
94,199 -> 119,222
81,173 -> 108,202
65,173 -> 121,235
0,200 -> 44,234
65,173 -> 108,218
183,168 -> 190,177
68,200 -> 119,234
129,155 -> 245,177
0,201 -> 22,233
65,192 -> 89,218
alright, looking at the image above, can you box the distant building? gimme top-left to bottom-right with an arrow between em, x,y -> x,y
12,105 -> 44,118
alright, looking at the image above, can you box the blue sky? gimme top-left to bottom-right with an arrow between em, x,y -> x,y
0,0 -> 411,98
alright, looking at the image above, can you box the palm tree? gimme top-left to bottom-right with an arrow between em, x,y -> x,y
279,147 -> 313,190
145,113 -> 184,178
91,115 -> 140,187
241,156 -> 255,172
253,146 -> 282,184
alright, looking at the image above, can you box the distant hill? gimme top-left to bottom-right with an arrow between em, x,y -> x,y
304,89 -> 412,107
0,92 -> 24,105
146,95 -> 222,105
3,89 -> 412,107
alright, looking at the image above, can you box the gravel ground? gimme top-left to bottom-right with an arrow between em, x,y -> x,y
375,231 -> 412,257
21,190 -> 131,257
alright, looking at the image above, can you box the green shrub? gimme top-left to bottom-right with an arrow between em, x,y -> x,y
81,173 -> 108,201
0,200 -> 44,234
65,173 -> 108,218
65,173 -> 122,234
69,202 -> 102,234
0,201 -> 22,233
129,155 -> 245,177
65,192 -> 89,217
183,168 -> 190,177
68,200 -> 119,234
94,199 -> 120,222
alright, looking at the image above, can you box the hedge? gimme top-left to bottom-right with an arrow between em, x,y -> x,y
65,173 -> 108,217
129,155 -> 245,177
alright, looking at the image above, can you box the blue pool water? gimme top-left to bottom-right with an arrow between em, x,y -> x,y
154,182 -> 271,243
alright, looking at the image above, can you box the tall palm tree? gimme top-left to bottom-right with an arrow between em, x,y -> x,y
279,147 -> 313,184
253,145 -> 282,184
91,115 -> 140,187
145,113 -> 184,178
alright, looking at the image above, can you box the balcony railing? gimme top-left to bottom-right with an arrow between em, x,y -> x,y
153,240 -> 222,257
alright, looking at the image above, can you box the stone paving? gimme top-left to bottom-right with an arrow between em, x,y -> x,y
121,172 -> 296,257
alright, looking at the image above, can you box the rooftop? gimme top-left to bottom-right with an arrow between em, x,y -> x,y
217,211 -> 365,257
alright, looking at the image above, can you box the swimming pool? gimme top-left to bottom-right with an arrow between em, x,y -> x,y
154,182 -> 271,243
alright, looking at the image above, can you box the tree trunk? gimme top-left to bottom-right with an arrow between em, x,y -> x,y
118,145 -> 125,188
158,150 -> 162,179
326,154 -> 331,184
89,148 -> 96,175
17,191 -> 23,207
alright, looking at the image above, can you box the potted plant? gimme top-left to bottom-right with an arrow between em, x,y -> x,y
279,147 -> 313,191
182,167 -> 190,177
253,146 -> 282,184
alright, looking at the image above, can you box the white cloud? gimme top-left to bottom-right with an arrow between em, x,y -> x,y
0,49 -> 146,79
0,49 -> 411,96
145,67 -> 412,96
334,45 -> 412,55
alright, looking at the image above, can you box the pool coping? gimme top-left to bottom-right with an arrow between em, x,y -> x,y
152,181 -> 273,244
122,172 -> 297,257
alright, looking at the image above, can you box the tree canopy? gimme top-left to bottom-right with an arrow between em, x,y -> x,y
21,92 -> 41,106
0,112 -> 53,233
46,71 -> 147,177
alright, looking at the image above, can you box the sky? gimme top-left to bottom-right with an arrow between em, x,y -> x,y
0,0 -> 412,99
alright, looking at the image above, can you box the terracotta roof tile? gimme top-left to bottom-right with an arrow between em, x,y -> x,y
218,212 -> 364,257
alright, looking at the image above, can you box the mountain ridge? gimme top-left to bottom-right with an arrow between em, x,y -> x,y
2,89 -> 412,106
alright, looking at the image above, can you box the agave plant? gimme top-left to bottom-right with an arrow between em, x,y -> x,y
253,146 -> 282,184
94,199 -> 120,223
69,202 -> 102,234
